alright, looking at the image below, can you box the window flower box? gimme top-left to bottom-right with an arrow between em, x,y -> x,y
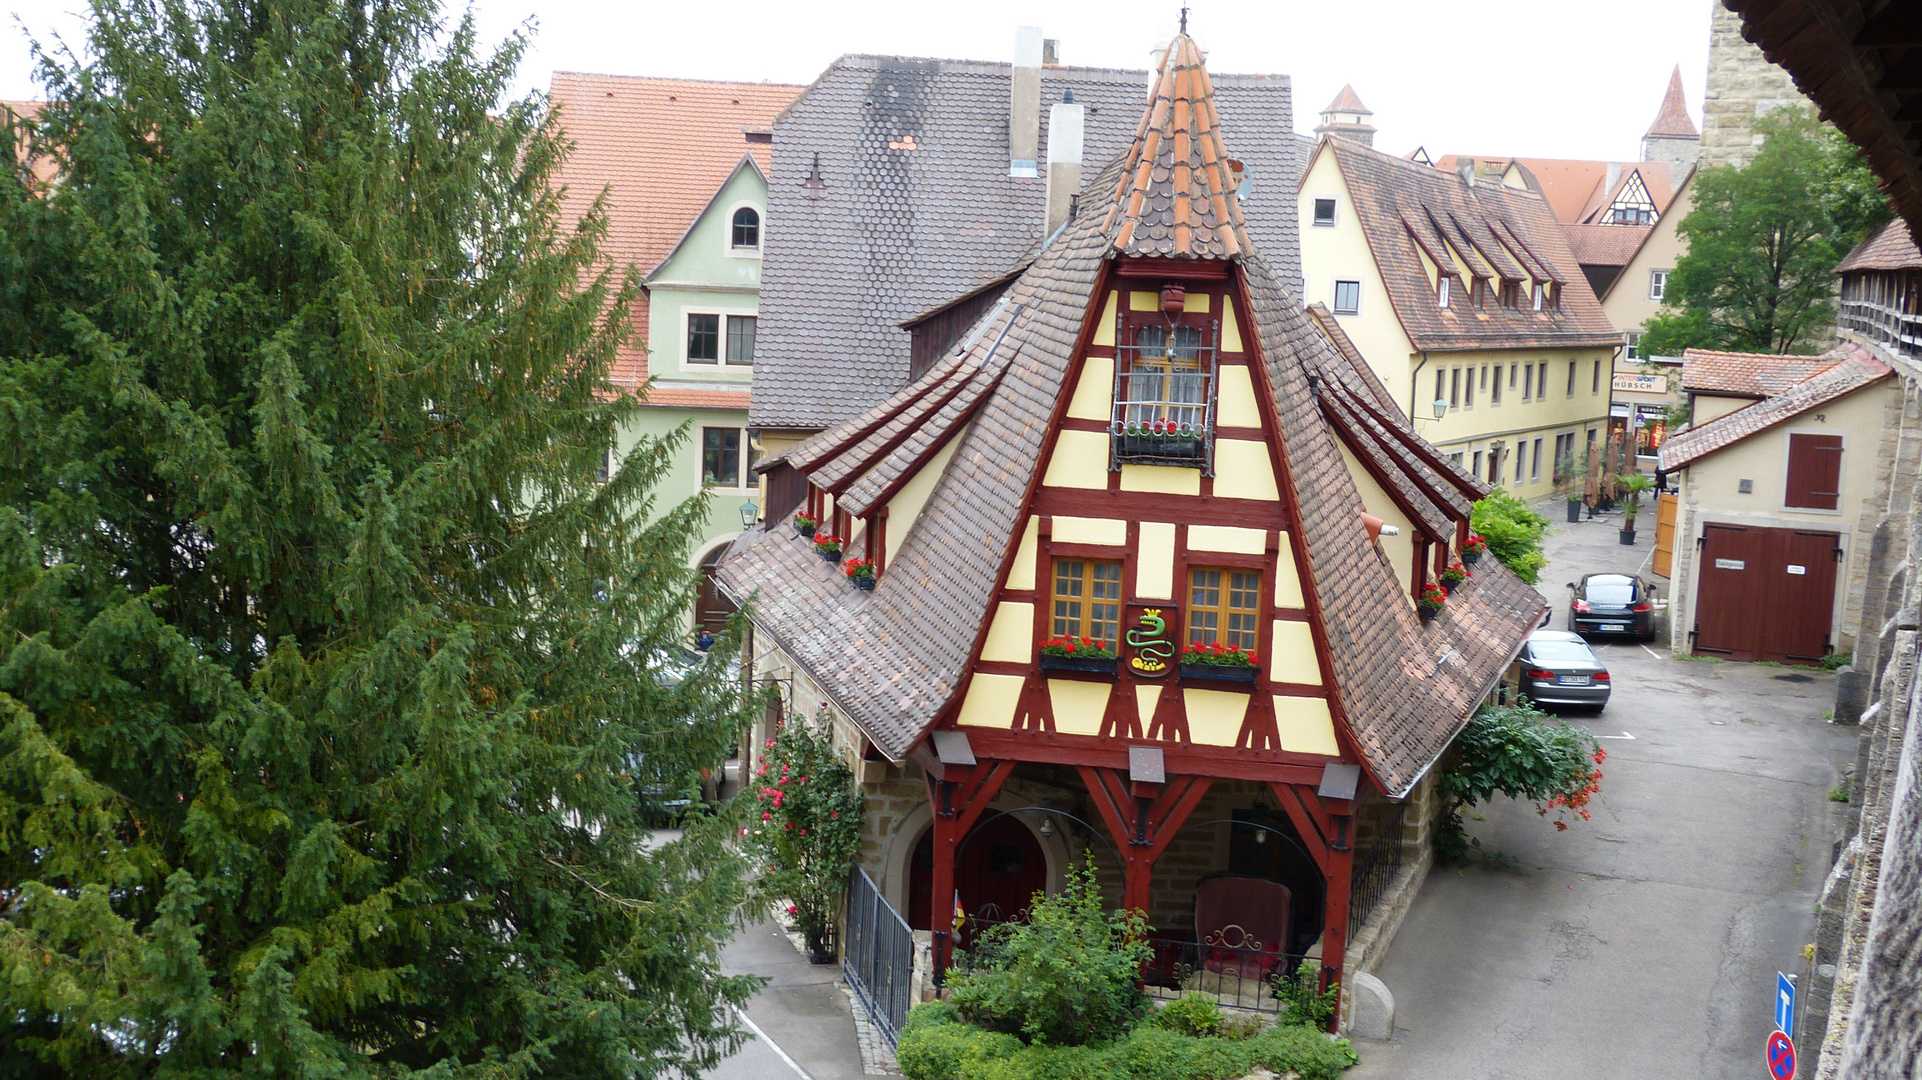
1178,641 -> 1259,683
793,512 -> 818,538
843,558 -> 875,591
1112,419 -> 1207,465
1039,636 -> 1118,675
813,534 -> 843,563
1417,582 -> 1447,623
1179,662 -> 1258,684
1462,533 -> 1487,565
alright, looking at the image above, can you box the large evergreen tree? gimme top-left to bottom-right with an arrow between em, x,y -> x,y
0,0 -> 761,1074
1641,107 -> 1890,357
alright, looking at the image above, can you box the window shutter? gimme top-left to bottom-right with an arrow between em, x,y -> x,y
1785,433 -> 1844,510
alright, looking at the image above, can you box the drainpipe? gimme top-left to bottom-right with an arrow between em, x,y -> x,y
1410,351 -> 1431,422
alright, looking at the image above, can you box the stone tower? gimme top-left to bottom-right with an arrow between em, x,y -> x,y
1642,65 -> 1701,168
1701,2 -> 1809,169
1314,84 -> 1375,148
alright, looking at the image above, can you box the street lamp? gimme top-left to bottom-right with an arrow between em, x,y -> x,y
738,500 -> 759,528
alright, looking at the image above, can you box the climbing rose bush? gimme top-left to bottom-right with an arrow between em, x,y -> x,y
745,709 -> 865,950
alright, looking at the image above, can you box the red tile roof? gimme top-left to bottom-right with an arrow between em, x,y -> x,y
1660,347 -> 1891,470
546,74 -> 803,389
1103,34 -> 1251,261
4,100 -> 61,188
1646,65 -> 1698,139
1834,218 -> 1922,273
1563,223 -> 1655,268
1681,348 -> 1844,398
1322,84 -> 1372,116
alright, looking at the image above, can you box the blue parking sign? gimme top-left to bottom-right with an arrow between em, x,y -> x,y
1776,972 -> 1796,1036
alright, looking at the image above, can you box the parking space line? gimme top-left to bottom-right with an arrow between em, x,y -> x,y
737,1009 -> 814,1080
1641,644 -> 1662,660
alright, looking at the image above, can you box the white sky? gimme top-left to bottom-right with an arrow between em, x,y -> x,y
5,0 -> 1715,162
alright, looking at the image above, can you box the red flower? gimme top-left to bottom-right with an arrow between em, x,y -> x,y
1211,642 -> 1226,655
1246,653 -> 1259,665
762,812 -> 771,821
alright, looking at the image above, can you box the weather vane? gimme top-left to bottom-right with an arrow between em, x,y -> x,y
1180,5 -> 1189,33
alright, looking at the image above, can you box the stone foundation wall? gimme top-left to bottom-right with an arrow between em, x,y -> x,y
1702,3 -> 1811,170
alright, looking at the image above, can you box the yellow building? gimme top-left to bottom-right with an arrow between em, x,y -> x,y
1299,138 -> 1622,496
1601,168 -> 1696,361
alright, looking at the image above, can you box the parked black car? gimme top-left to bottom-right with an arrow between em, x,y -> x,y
1514,629 -> 1612,712
1567,573 -> 1658,639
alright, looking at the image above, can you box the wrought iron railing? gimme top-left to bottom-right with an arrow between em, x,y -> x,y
844,866 -> 913,1048
1108,323 -> 1219,473
1347,811 -> 1406,930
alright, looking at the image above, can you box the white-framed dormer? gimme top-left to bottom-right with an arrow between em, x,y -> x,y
722,199 -> 764,260
679,304 -> 760,372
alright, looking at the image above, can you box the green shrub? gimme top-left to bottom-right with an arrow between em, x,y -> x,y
897,1005 -> 1023,1080
1470,490 -> 1550,585
1145,993 -> 1224,1038
1436,701 -> 1607,861
945,863 -> 1151,1045
1246,1024 -> 1362,1080
1272,960 -> 1341,1029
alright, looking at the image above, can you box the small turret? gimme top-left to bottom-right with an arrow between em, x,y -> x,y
1314,84 -> 1376,148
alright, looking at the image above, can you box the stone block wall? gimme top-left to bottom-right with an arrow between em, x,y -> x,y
1702,4 -> 1811,170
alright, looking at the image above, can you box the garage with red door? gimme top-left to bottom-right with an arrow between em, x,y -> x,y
1692,523 -> 1841,663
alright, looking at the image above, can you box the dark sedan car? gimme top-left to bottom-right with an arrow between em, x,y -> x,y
1515,630 -> 1612,712
1567,573 -> 1658,639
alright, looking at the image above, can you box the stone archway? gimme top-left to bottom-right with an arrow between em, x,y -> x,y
880,799 -> 1072,932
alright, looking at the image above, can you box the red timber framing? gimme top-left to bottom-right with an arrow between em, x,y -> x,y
923,759 -> 1015,977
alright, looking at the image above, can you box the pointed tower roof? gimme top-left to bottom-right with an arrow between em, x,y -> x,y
1646,65 -> 1697,138
1102,33 -> 1253,260
1323,83 -> 1372,116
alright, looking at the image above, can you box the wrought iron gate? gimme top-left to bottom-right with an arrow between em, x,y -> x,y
844,866 -> 913,1048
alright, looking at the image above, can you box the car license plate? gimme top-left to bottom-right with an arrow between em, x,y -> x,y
1559,675 -> 1591,686
1601,623 -> 1627,631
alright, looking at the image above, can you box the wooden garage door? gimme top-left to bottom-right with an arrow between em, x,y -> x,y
1694,524 -> 1840,662
1652,493 -> 1678,579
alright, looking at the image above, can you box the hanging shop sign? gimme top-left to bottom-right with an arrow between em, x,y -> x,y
1125,605 -> 1177,678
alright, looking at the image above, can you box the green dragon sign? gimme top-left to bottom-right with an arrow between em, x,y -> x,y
1126,607 -> 1176,678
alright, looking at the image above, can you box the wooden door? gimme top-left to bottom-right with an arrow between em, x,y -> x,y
1694,524 -> 1766,659
1764,530 -> 1841,663
1652,493 -> 1678,579
694,547 -> 737,636
907,816 -> 1048,932
1693,524 -> 1839,662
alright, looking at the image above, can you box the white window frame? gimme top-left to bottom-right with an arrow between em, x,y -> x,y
699,424 -> 758,494
1438,276 -> 1451,308
1624,331 -> 1643,360
722,200 -> 765,260
1333,279 -> 1361,315
1310,196 -> 1338,227
1532,283 -> 1545,311
681,306 -> 760,370
1649,269 -> 1668,302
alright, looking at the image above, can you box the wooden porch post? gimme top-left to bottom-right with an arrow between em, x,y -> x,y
1266,781 -> 1356,1032
924,759 -> 1014,981
1078,766 -> 1213,916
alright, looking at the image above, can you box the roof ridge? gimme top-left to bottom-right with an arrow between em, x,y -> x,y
550,71 -> 806,89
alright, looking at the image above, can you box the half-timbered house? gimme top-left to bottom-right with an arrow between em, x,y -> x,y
719,32 -> 1545,1029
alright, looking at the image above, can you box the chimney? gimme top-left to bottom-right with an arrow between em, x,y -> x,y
1456,157 -> 1475,187
1042,38 -> 1059,65
1010,26 -> 1043,177
1045,90 -> 1085,234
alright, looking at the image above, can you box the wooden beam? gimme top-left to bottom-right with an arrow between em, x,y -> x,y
957,728 -> 1333,785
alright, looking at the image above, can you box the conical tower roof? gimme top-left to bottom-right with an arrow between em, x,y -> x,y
1101,33 -> 1253,260
1323,83 -> 1372,116
1646,65 -> 1697,138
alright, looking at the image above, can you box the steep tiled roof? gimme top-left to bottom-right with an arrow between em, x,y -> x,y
749,55 -> 1300,430
1835,218 -> 1922,273
1660,348 -> 1891,470
1104,35 -> 1252,260
1569,164 -> 1681,225
1424,156 -> 1687,227
4,100 -> 61,188
1563,223 -> 1654,269
1681,348 -> 1844,398
721,44 -> 1542,795
547,74 -> 803,389
1646,65 -> 1699,139
1322,84 -> 1372,116
1304,303 -> 1401,417
1321,139 -> 1622,353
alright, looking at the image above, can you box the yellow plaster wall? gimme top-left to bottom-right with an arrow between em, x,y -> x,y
1693,394 -> 1752,424
1120,465 -> 1202,495
1273,538 -> 1306,608
1183,688 -> 1251,746
1215,365 -> 1263,429
1272,695 -> 1340,756
1222,296 -> 1244,353
1419,347 -> 1615,501
1268,620 -> 1323,685
957,673 -> 1025,728
1041,429 -> 1110,489
1298,148 -> 1419,395
980,601 -> 1035,664
1092,293 -> 1118,347
1047,680 -> 1111,737
1067,356 -> 1114,421
1130,291 -> 1160,312
1189,524 -> 1267,554
1336,442 -> 1417,600
1213,439 -> 1280,500
884,427 -> 967,565
1601,175 -> 1693,339
1007,518 -> 1039,590
1136,522 -> 1177,599
1051,516 -> 1128,546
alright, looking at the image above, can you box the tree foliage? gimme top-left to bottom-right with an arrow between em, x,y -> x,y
0,0 -> 762,1074
1436,703 -> 1606,861
1469,490 -> 1550,586
1642,107 -> 1890,356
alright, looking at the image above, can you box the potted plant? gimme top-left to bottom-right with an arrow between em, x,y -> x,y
812,533 -> 842,563
792,511 -> 818,538
1552,452 -> 1583,523
1461,533 -> 1487,565
1616,471 -> 1656,546
843,557 -> 876,590
1417,582 -> 1447,622
1038,635 -> 1119,674
1178,640 -> 1260,683
1114,417 -> 1205,461
1440,560 -> 1470,588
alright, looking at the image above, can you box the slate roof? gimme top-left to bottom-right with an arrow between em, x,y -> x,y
1318,139 -> 1622,353
1835,218 -> 1922,273
1646,65 -> 1699,139
1660,348 -> 1891,470
1681,348 -> 1844,398
547,73 -> 803,394
720,38 -> 1542,798
749,55 -> 1300,431
1564,223 -> 1655,269
1104,34 -> 1252,261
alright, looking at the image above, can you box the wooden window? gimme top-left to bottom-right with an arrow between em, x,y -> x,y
1120,322 -> 1210,435
1499,280 -> 1520,309
1471,278 -> 1487,310
1785,433 -> 1844,510
726,315 -> 757,364
1188,568 -> 1261,650
1649,270 -> 1668,301
701,427 -> 742,487
1052,559 -> 1124,646
1449,367 -> 1460,408
1532,283 -> 1545,310
687,313 -> 720,363
1509,363 -> 1518,389
1490,368 -> 1502,404
1592,359 -> 1602,394
731,207 -> 761,249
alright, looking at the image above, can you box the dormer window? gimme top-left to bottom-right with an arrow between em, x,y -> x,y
1471,278 -> 1488,310
1498,280 -> 1521,309
1532,283 -> 1546,311
1110,296 -> 1217,470
1438,276 -> 1452,308
731,207 -> 761,251
1312,197 -> 1337,226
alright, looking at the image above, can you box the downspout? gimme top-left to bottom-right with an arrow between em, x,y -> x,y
1410,350 -> 1431,423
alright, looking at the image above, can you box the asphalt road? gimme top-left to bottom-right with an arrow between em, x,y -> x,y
706,918 -> 867,1080
1347,509 -> 1858,1079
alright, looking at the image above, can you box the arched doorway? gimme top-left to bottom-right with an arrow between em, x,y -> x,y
907,816 -> 1047,931
694,543 -> 737,636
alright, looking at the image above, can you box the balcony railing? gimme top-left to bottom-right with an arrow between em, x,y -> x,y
1838,298 -> 1922,363
1109,323 -> 1219,473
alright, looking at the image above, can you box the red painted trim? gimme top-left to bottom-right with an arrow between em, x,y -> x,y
1030,488 -> 1288,527
959,728 -> 1332,782
847,362 -> 1012,512
1113,257 -> 1231,280
1319,400 -> 1449,543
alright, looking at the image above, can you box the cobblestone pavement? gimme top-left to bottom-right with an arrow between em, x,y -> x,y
1346,504 -> 1859,1079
